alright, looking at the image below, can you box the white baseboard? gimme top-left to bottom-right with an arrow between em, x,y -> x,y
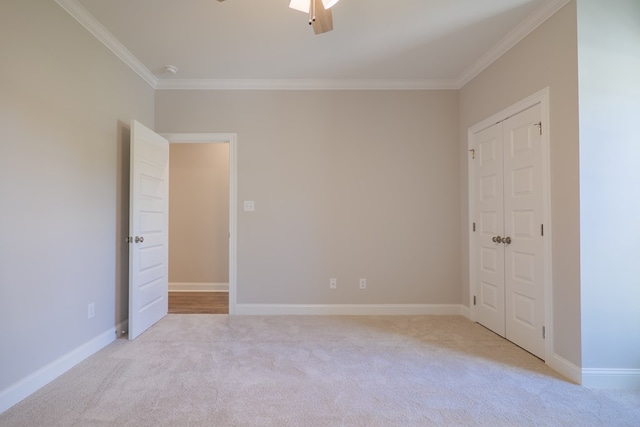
0,327 -> 116,414
459,304 -> 471,320
169,282 -> 229,292
547,353 -> 582,385
582,368 -> 640,389
234,304 -> 466,316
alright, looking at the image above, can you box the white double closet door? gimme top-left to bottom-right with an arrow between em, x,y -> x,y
472,103 -> 546,360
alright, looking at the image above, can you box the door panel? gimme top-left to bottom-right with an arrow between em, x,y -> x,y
503,104 -> 545,359
473,123 -> 505,337
129,120 -> 169,340
512,292 -> 536,327
512,210 -> 535,239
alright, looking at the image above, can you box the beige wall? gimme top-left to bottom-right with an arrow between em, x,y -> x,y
0,0 -> 154,394
169,143 -> 230,283
459,2 -> 581,366
156,90 -> 460,305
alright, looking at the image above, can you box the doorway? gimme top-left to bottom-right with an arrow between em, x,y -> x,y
168,142 -> 229,314
163,133 -> 238,315
468,89 -> 551,361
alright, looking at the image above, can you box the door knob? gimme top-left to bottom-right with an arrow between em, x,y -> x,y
492,236 -> 503,243
503,236 -> 511,245
135,236 -> 144,243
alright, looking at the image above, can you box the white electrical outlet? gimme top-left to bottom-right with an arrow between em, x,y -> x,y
243,200 -> 255,211
330,278 -> 337,289
88,303 -> 95,319
359,278 -> 367,289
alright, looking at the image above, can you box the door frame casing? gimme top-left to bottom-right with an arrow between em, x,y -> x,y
162,133 -> 238,315
467,87 -> 552,361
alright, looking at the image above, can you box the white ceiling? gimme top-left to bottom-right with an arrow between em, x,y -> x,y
56,0 -> 568,89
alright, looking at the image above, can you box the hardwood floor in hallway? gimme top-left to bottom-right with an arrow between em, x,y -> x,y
168,292 -> 229,314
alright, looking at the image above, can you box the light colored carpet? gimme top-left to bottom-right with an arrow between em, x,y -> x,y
1,315 -> 639,426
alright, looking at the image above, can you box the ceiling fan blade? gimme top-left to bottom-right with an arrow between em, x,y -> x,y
311,0 -> 333,34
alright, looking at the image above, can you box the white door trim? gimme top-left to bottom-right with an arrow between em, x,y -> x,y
467,87 -> 553,361
162,133 -> 238,315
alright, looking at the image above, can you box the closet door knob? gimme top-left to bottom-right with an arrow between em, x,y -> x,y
135,236 -> 144,243
492,236 -> 503,243
503,236 -> 511,245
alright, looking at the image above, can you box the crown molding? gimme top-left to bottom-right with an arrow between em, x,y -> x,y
456,0 -> 571,88
54,0 -> 158,88
56,0 -> 568,92
155,78 -> 458,91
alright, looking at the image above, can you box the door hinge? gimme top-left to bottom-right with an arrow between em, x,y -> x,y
473,222 -> 476,232
469,148 -> 476,159
541,224 -> 544,236
542,326 -> 546,339
473,295 -> 477,306
534,121 -> 542,136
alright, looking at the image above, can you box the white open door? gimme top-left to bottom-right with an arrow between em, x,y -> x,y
129,120 -> 169,340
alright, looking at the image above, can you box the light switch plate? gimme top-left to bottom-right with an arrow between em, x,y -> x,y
244,201 -> 255,211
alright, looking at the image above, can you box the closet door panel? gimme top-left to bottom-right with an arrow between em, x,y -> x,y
473,123 -> 505,337
503,104 -> 545,359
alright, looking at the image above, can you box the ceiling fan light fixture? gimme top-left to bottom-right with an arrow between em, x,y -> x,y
289,0 -> 309,13
289,0 -> 337,35
289,0 -> 340,13
321,0 -> 340,9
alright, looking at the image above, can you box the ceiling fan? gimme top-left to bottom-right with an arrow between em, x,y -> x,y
289,0 -> 340,35
217,0 -> 340,35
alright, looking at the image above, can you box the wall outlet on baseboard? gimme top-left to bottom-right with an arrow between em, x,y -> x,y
88,303 -> 95,319
359,278 -> 367,289
329,278 -> 337,289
